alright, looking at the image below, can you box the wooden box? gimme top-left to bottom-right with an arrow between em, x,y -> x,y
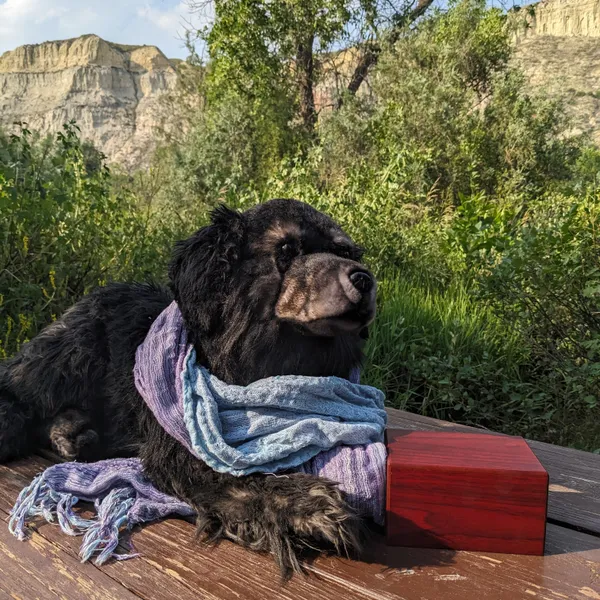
386,430 -> 549,555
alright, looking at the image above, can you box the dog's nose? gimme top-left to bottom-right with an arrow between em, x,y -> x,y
349,270 -> 374,294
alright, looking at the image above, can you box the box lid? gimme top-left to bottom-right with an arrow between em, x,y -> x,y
386,429 -> 547,474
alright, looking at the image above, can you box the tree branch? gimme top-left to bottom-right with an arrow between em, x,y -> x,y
338,0 -> 435,108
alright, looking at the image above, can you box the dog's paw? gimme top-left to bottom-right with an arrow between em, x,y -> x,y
265,474 -> 361,556
198,473 -> 361,578
48,409 -> 99,460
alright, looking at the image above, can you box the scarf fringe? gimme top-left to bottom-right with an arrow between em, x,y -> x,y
9,474 -> 137,565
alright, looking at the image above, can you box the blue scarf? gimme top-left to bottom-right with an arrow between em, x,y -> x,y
136,301 -> 387,476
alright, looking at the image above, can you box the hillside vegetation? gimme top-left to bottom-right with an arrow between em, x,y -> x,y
1,0 -> 599,450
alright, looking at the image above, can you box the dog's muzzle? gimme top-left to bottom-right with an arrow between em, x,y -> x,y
275,253 -> 377,336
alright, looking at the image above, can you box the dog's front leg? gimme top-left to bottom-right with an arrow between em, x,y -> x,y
139,421 -> 361,577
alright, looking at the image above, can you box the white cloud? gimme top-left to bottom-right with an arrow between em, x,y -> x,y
0,0 -> 43,29
138,1 -> 186,32
34,5 -> 69,24
0,0 -> 210,58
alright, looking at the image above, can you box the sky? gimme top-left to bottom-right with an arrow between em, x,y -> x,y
0,0 -> 527,60
0,0 -> 212,59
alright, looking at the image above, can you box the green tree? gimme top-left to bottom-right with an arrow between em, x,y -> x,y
200,0 -> 351,133
189,0 -> 436,134
318,0 -> 579,205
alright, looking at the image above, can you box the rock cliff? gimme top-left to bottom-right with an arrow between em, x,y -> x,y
516,0 -> 600,37
0,35 -> 177,169
513,0 -> 600,144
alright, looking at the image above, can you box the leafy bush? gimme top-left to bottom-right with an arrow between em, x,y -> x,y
317,2 -> 580,206
364,271 -> 600,450
449,192 -> 600,447
154,90 -> 298,211
0,123 -> 180,358
364,277 -> 528,423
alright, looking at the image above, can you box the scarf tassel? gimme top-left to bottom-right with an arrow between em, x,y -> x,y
9,475 -> 138,565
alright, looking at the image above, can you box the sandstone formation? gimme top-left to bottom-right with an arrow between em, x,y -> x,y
0,35 -> 178,169
516,0 -> 600,37
513,0 -> 600,144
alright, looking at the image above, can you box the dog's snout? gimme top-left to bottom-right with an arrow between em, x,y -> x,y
349,270 -> 373,294
277,252 -> 377,333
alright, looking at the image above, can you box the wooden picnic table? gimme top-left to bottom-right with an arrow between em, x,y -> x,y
0,407 -> 598,600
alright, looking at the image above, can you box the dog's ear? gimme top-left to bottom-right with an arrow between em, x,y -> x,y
168,205 -> 246,329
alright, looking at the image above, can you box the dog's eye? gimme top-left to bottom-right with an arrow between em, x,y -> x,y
276,241 -> 301,271
279,242 -> 300,258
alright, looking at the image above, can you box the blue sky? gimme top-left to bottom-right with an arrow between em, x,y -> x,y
0,0 -> 525,60
0,0 -> 211,59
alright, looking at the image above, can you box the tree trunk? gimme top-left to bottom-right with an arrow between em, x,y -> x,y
339,0 -> 435,108
296,33 -> 317,134
337,44 -> 379,109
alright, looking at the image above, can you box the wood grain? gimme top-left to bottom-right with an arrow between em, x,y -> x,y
386,430 -> 547,471
386,430 -> 548,554
0,510 -> 139,600
527,440 -> 600,536
309,525 -> 600,600
385,408 -> 600,536
0,460 -> 213,600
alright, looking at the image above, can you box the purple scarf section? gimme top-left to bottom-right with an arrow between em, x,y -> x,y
9,302 -> 386,565
9,458 -> 195,564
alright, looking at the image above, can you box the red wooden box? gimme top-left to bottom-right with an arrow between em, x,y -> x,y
385,430 -> 549,555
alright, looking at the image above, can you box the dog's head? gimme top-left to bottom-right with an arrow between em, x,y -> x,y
169,199 -> 376,383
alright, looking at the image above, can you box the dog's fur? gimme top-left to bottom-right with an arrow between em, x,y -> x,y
0,199 -> 377,575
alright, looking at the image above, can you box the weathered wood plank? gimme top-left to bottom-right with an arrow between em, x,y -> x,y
0,586 -> 14,600
0,509 -> 205,600
385,407 -> 600,536
0,460 -> 227,600
0,458 -> 384,600
128,515 -> 384,600
386,407 -> 503,433
324,529 -> 598,600
527,440 -> 600,536
2,453 -> 600,600
78,503 -> 600,600
0,511 -> 140,600
314,524 -> 600,600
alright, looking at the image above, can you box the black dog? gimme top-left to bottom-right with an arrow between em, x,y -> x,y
0,199 -> 377,575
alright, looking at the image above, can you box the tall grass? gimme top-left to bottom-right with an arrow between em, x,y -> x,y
364,274 -> 600,450
365,276 -> 536,432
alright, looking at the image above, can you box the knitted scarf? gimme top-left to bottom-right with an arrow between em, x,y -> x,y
9,302 -> 387,565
